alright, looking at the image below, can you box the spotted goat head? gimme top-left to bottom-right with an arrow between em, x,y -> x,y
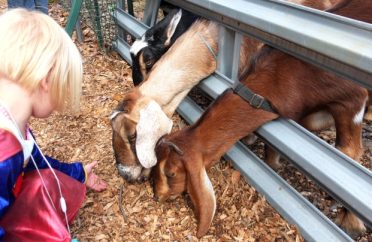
110,90 -> 173,182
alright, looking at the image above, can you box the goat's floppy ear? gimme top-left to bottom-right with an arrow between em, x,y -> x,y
110,111 -> 126,136
164,9 -> 182,46
186,162 -> 216,238
136,100 -> 173,168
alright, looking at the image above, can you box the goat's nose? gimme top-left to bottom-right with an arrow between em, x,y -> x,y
122,173 -> 130,181
121,173 -> 136,184
137,175 -> 149,183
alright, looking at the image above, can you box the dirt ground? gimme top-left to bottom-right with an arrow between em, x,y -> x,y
1,1 -> 371,241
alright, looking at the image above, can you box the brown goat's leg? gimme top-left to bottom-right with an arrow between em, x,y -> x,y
264,110 -> 335,171
364,90 -> 372,121
333,113 -> 364,162
264,145 -> 282,170
335,209 -> 366,238
241,133 -> 258,146
300,110 -> 335,131
329,104 -> 366,236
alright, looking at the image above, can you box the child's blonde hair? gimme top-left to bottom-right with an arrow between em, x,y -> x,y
0,8 -> 83,112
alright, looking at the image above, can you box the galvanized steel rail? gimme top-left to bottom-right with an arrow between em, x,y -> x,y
166,0 -> 372,90
114,7 -> 148,39
112,7 -> 149,66
112,0 -> 372,240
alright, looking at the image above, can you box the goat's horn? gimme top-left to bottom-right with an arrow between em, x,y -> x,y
109,110 -> 122,120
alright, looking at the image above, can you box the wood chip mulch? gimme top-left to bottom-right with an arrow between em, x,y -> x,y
1,2 -> 370,241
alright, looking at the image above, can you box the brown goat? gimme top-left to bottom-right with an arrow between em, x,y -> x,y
153,0 -> 370,237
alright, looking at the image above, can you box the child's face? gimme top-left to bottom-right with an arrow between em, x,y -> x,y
31,78 -> 57,118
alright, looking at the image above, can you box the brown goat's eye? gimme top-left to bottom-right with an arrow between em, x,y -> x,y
128,133 -> 136,143
145,59 -> 154,67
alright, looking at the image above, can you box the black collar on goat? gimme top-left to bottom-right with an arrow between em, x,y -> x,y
130,8 -> 199,86
233,82 -> 275,112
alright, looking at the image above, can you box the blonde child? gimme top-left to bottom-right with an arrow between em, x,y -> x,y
0,9 -> 107,241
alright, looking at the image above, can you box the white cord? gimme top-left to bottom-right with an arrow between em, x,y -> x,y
30,145 -> 71,234
32,142 -> 71,234
29,155 -> 56,210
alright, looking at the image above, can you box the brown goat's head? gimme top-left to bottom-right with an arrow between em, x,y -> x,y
110,89 -> 173,182
153,138 -> 187,201
153,137 -> 216,238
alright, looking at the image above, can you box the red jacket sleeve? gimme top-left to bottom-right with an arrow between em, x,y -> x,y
0,129 -> 23,240
0,129 -> 22,162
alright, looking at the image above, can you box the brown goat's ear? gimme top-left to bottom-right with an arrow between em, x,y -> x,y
160,140 -> 184,156
186,162 -> 216,238
164,9 -> 182,46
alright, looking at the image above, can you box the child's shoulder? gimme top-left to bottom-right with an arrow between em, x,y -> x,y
0,128 -> 22,162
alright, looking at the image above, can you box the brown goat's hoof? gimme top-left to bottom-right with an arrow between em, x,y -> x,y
364,109 -> 372,121
241,134 -> 258,146
335,210 -> 366,238
266,160 -> 282,171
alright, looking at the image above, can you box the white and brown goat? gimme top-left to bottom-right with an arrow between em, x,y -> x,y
130,8 -> 199,85
153,0 -> 370,238
111,20 -> 220,182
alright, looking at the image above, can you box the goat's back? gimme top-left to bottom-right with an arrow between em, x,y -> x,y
333,0 -> 372,22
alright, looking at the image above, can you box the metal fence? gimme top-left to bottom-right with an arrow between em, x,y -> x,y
112,0 -> 372,241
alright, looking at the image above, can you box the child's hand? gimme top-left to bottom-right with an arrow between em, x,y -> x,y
84,161 -> 107,192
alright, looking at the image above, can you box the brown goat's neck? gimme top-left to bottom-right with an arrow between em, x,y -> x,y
333,0 -> 372,22
178,91 -> 278,168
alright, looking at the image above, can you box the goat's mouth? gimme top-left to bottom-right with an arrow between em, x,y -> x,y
117,163 -> 143,182
113,133 -> 144,182
168,194 -> 179,201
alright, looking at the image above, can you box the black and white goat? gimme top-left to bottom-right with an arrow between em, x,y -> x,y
130,8 -> 199,86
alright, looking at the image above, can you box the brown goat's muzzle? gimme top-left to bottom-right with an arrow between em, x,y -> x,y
153,142 -> 187,202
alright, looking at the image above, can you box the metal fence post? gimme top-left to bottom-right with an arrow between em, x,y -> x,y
116,0 -> 126,40
142,0 -> 162,27
217,26 -> 242,82
65,0 -> 84,37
